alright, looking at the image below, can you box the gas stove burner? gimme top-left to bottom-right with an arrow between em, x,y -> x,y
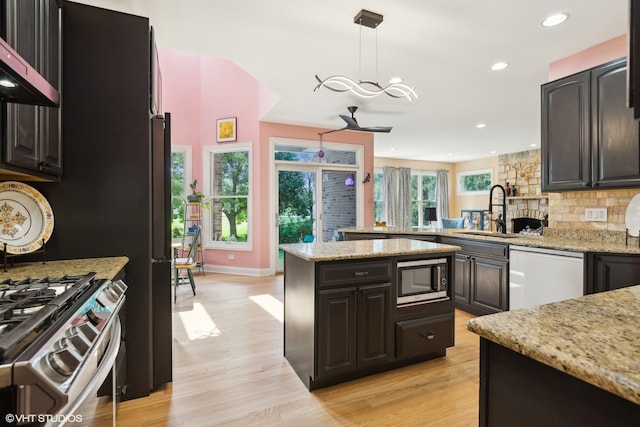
9,287 -> 57,302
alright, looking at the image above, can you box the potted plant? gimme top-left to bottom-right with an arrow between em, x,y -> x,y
186,179 -> 210,210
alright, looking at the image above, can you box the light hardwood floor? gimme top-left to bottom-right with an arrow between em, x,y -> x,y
81,273 -> 479,426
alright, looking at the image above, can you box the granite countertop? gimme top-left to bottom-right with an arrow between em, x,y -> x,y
466,286 -> 640,405
279,238 -> 460,262
0,256 -> 129,281
340,227 -> 640,255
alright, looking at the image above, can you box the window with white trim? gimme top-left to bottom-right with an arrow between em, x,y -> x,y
456,169 -> 492,195
411,170 -> 437,227
171,146 -> 192,238
205,143 -> 251,250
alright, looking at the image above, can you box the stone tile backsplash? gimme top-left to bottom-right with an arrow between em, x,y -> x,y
548,189 -> 640,233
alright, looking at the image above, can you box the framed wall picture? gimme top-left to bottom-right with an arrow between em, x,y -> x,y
216,117 -> 237,142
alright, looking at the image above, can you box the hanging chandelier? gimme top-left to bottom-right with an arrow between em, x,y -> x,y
314,9 -> 418,102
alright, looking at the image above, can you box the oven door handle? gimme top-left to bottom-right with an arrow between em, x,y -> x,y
47,317 -> 122,427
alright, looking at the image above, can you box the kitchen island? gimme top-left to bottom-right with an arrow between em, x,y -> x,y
466,286 -> 640,427
280,238 -> 459,390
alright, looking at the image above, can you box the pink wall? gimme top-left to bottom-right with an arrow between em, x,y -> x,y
159,48 -> 374,272
548,35 -> 627,80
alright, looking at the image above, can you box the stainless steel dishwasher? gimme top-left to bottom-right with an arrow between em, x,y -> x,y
509,245 -> 584,310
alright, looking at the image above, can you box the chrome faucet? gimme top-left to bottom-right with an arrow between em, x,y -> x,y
488,184 -> 507,234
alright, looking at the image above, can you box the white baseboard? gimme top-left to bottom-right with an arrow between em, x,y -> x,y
201,264 -> 274,277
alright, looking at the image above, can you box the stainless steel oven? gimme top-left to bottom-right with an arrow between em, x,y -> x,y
0,273 -> 127,426
397,258 -> 448,306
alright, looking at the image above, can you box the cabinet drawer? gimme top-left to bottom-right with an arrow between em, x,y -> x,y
319,261 -> 392,288
396,313 -> 454,359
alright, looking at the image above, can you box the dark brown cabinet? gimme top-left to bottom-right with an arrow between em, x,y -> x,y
441,237 -> 508,315
395,312 -> 453,359
542,58 -> 640,192
317,287 -> 357,378
1,0 -> 62,179
316,282 -> 393,380
586,253 -> 640,294
316,262 -> 393,381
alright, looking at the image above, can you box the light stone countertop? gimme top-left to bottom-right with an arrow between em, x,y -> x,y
466,286 -> 640,405
0,256 -> 129,281
279,238 -> 460,262
340,227 -> 640,255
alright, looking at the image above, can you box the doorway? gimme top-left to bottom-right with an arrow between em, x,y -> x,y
276,165 -> 357,270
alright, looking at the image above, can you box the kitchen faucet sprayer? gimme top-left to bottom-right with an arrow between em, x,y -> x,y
488,184 -> 507,233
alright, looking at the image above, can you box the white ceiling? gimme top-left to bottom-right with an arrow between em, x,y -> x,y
78,0 -> 628,162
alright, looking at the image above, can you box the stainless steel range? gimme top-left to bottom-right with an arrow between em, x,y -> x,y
0,273 -> 126,426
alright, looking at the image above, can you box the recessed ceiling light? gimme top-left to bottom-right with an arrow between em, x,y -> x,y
490,150 -> 497,154
491,62 -> 509,71
476,123 -> 487,128
389,147 -> 396,152
388,76 -> 403,84
530,143 -> 538,147
542,13 -> 568,27
447,153 -> 453,157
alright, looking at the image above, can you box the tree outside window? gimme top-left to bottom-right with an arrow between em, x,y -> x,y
209,147 -> 250,245
411,171 -> 437,227
171,151 -> 186,238
457,169 -> 493,195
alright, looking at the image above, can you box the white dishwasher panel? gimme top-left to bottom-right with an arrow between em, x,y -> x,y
509,245 -> 584,310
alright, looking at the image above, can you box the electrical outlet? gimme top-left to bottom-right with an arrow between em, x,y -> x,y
227,254 -> 235,260
585,208 -> 607,222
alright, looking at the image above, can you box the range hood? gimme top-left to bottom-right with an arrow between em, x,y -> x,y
0,37 -> 59,107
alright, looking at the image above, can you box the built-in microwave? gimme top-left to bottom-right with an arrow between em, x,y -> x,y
397,258 -> 448,306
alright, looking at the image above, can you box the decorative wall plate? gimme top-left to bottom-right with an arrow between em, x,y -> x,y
625,193 -> 640,237
0,181 -> 54,254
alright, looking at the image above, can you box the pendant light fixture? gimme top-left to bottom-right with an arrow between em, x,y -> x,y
314,9 -> 418,101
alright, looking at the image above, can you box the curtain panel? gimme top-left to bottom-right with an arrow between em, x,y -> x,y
383,166 -> 397,226
436,169 -> 449,228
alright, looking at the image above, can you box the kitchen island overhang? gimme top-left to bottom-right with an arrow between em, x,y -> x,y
466,286 -> 640,426
280,238 -> 460,390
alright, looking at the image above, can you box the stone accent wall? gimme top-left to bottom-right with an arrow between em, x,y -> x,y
497,149 -> 548,229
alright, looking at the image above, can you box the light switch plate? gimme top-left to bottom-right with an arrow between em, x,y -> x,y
585,208 -> 607,222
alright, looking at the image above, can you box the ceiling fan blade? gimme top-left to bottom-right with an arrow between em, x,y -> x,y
328,108 -> 392,134
359,126 -> 393,133
339,114 -> 359,129
320,126 -> 348,135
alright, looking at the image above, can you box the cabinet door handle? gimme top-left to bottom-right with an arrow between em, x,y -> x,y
38,161 -> 50,170
421,331 -> 435,340
353,271 -> 369,277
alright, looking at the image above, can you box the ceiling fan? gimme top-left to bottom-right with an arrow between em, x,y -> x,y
320,106 -> 393,135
